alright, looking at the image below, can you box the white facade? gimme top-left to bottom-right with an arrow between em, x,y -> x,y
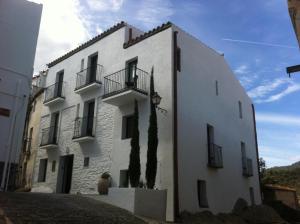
0,0 -> 42,188
32,22 -> 261,221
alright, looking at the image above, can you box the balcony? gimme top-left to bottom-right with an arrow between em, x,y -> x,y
43,82 -> 65,106
40,126 -> 58,149
72,116 -> 95,143
102,68 -> 148,106
208,143 -> 223,168
243,158 -> 253,177
74,65 -> 103,94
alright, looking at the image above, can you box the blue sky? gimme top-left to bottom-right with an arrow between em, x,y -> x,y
31,0 -> 300,168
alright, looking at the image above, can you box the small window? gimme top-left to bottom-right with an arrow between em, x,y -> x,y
215,81 -> 219,96
122,115 -> 134,139
176,47 -> 181,72
197,180 -> 208,208
119,169 -> 129,187
84,157 -> 89,167
38,159 -> 48,182
249,187 -> 255,205
238,101 -> 243,119
52,161 -> 56,172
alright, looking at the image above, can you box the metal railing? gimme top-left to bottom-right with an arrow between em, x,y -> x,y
242,157 -> 253,177
40,126 -> 57,146
103,67 -> 148,97
44,81 -> 65,103
73,116 -> 95,139
208,143 -> 223,168
75,65 -> 103,90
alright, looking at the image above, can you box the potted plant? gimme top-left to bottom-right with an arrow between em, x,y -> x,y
98,172 -> 111,195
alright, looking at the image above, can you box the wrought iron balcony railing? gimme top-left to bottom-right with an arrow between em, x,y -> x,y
103,67 -> 148,97
44,82 -> 65,103
242,157 -> 253,177
40,126 -> 58,146
73,116 -> 95,139
75,65 -> 103,90
208,143 -> 223,168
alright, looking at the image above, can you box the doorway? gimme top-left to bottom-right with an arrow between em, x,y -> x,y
55,70 -> 64,97
125,58 -> 137,87
56,155 -> 74,193
88,54 -> 98,84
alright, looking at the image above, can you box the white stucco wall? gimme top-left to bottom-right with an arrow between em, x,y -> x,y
33,25 -> 175,221
174,25 -> 261,214
0,0 -> 42,169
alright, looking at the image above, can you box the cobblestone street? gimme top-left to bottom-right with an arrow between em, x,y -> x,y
0,192 -> 146,224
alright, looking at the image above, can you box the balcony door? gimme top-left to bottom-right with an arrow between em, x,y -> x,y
50,112 -> 59,143
55,71 -> 64,97
125,58 -> 137,87
88,54 -> 98,84
207,124 -> 214,164
83,100 -> 95,136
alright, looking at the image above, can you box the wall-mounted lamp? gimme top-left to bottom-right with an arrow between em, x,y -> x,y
151,91 -> 167,114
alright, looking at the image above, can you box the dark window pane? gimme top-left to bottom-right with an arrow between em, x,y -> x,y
84,157 -> 89,167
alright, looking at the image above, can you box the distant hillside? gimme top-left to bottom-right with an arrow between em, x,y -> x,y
270,161 -> 300,171
262,161 -> 300,196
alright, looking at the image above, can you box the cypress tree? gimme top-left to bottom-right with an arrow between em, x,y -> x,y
128,99 -> 141,187
146,67 -> 158,189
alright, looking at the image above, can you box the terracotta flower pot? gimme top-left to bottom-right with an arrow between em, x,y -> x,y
98,174 -> 111,195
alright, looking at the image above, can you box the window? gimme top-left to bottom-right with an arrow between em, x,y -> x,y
241,141 -> 246,170
88,53 -> 98,83
84,100 -> 95,136
197,180 -> 208,208
52,161 -> 56,172
238,101 -> 243,119
119,170 -> 129,187
55,70 -> 64,97
215,81 -> 219,96
122,115 -> 134,139
50,112 -> 59,143
249,187 -> 255,205
125,58 -> 138,86
38,159 -> 48,182
84,157 -> 89,167
176,47 -> 181,72
207,124 -> 223,168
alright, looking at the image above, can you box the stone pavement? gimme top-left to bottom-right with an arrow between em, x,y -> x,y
0,192 -> 146,224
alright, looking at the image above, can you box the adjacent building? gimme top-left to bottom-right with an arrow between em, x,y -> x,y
17,72 -> 46,189
0,0 -> 42,190
32,21 -> 261,221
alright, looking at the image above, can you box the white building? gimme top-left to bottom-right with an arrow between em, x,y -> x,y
0,0 -> 42,190
32,21 -> 261,221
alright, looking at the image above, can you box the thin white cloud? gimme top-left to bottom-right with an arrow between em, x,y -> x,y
258,83 -> 300,103
222,38 -> 298,49
136,0 -> 174,28
30,0 -> 93,73
247,78 -> 289,99
256,112 -> 300,126
234,64 -> 249,75
86,0 -> 124,12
